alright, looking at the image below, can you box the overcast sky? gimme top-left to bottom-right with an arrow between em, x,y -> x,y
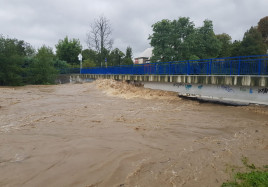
0,0 -> 267,57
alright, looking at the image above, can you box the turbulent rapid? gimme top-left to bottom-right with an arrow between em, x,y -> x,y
0,80 -> 267,187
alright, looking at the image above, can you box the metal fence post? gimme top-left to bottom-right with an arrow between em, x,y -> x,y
258,59 -> 261,75
207,60 -> 209,75
238,56 -> 241,76
187,60 -> 190,75
208,59 -> 212,75
230,60 -> 232,75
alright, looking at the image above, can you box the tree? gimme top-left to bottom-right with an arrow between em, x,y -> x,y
0,35 -> 28,86
216,33 -> 232,57
239,26 -> 267,56
86,16 -> 113,65
109,48 -> 124,66
195,20 -> 221,59
82,49 -> 97,62
122,46 -> 133,65
55,36 -> 82,66
230,40 -> 242,57
258,16 -> 268,46
83,59 -> 97,68
170,17 -> 196,60
149,19 -> 177,62
149,17 -> 220,61
28,45 -> 58,84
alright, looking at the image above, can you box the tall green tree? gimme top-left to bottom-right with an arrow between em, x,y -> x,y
149,17 -> 221,62
195,20 -> 221,59
258,16 -> 268,46
170,17 -> 195,60
55,36 -> 82,66
82,49 -> 97,62
0,35 -> 29,86
109,48 -> 125,66
230,40 -> 242,57
216,33 -> 232,57
239,27 -> 267,56
82,49 -> 97,68
28,46 -> 58,84
149,19 -> 173,62
122,46 -> 133,65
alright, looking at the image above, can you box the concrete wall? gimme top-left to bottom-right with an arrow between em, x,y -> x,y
70,74 -> 268,105
74,74 -> 268,87
143,82 -> 268,105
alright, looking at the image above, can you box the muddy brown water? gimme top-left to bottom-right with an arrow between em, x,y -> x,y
0,80 -> 267,187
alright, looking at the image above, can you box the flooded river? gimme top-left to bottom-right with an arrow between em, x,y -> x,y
0,80 -> 267,187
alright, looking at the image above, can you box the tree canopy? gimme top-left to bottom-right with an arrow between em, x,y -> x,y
149,17 -> 221,62
216,33 -> 232,57
55,36 -> 82,65
0,35 -> 60,86
239,26 -> 267,56
28,46 -> 58,84
122,47 -> 133,65
258,16 -> 268,46
0,35 -> 32,85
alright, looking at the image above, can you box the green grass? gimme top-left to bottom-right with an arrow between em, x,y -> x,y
222,157 -> 268,187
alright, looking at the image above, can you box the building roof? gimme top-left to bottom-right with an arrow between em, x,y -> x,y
137,48 -> 153,59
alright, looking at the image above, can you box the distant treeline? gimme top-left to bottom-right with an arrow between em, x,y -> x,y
0,36 -> 67,86
0,35 -> 133,86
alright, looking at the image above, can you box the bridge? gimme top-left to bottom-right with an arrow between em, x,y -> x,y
68,55 -> 268,105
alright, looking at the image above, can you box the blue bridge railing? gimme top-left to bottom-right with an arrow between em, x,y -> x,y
80,55 -> 268,76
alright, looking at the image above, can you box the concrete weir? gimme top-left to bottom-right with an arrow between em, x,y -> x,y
70,74 -> 268,105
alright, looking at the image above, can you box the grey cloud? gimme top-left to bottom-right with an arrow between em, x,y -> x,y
0,0 -> 267,57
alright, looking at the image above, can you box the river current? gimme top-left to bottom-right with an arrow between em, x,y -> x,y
0,80 -> 267,186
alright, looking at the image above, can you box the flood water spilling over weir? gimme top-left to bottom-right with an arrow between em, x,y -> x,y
0,80 -> 267,187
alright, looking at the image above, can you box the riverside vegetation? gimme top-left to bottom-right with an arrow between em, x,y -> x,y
222,157 -> 268,187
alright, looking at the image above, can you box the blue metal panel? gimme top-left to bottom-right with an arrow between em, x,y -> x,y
61,55 -> 268,76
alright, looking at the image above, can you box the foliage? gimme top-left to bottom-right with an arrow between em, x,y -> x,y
149,18 -> 195,62
194,20 -> 221,59
55,36 -> 82,65
258,16 -> 268,46
216,33 -> 232,57
82,49 -> 97,62
0,35 -> 32,86
222,157 -> 268,187
239,27 -> 267,56
189,55 -> 200,60
28,45 -> 58,84
122,46 -> 133,65
54,59 -> 69,69
149,17 -> 221,62
230,40 -> 242,57
109,48 -> 125,66
83,59 -> 97,68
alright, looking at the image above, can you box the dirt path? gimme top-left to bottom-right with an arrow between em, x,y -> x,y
0,81 -> 267,187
